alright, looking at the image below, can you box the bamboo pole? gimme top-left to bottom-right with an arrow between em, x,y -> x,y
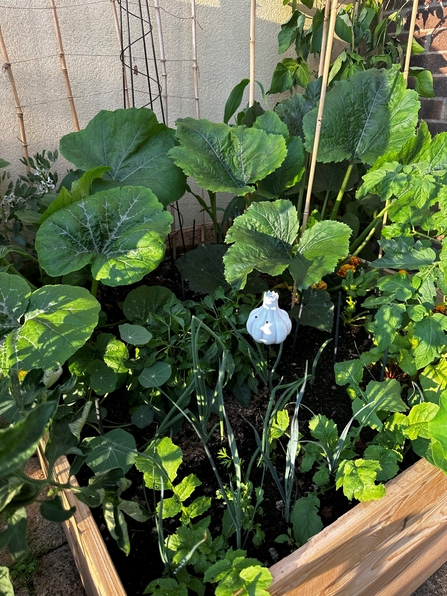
379,0 -> 419,253
0,27 -> 30,170
110,0 -> 131,109
50,0 -> 80,131
153,0 -> 169,125
318,0 -> 332,77
301,0 -> 340,232
249,0 -> 256,106
190,0 -> 206,243
403,0 -> 419,84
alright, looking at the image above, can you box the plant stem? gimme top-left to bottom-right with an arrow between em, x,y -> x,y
90,277 -> 99,298
0,259 -> 37,290
320,189 -> 330,220
349,204 -> 390,254
330,161 -> 354,220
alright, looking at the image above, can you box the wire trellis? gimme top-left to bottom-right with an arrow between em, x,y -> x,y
116,0 -> 165,120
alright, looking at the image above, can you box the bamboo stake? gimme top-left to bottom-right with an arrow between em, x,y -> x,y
0,27 -> 30,170
50,0 -> 80,131
380,0 -> 419,253
110,0 -> 131,108
302,0 -> 340,232
153,0 -> 169,125
318,0 -> 332,77
190,0 -> 206,243
403,0 -> 419,84
249,0 -> 256,106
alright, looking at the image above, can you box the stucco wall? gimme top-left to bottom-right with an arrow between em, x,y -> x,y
0,0 -> 291,225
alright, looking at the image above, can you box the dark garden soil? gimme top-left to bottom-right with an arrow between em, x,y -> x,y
75,256 -> 418,596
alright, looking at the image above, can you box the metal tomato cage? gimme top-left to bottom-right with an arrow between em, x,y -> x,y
116,0 -> 165,122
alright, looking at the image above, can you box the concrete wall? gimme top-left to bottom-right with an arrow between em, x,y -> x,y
0,0 -> 291,225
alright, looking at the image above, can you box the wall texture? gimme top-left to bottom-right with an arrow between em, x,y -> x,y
0,0 -> 290,224
1,1 -> 447,225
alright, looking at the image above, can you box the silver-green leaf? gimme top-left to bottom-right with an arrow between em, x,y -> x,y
36,186 -> 173,286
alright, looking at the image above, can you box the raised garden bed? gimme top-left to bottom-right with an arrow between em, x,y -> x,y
37,449 -> 447,596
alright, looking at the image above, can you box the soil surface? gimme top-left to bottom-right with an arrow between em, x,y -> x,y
75,258 -> 418,595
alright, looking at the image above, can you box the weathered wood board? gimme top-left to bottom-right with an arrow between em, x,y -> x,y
269,457 -> 447,596
38,444 -> 447,596
37,444 -> 126,596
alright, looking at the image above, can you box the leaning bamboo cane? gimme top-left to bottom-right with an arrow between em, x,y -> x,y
110,0 -> 131,109
318,0 -> 332,77
190,0 -> 206,244
302,0 -> 340,232
249,0 -> 256,107
50,0 -> 80,131
153,0 -> 169,125
380,0 -> 419,253
403,0 -> 419,84
0,27 -> 30,170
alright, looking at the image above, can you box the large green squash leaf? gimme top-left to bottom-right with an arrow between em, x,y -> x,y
293,220 -> 351,288
303,66 -> 419,164
36,186 -> 173,286
0,400 -> 57,479
0,274 -> 30,340
168,118 -> 287,195
223,200 -> 298,288
59,108 -> 186,206
0,278 -> 100,372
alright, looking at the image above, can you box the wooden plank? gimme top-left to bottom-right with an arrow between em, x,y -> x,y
37,443 -> 127,596
36,443 -> 447,596
269,458 -> 447,596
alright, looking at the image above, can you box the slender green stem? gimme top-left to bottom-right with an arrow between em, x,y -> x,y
320,189 -> 330,220
349,204 -> 391,254
208,191 -> 220,243
90,277 -> 99,298
330,162 -> 354,220
0,259 -> 37,290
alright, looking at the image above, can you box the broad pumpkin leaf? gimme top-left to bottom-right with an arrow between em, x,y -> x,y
274,78 -> 321,139
59,108 -> 186,206
293,220 -> 351,289
299,287 -> 334,332
258,136 -> 306,198
36,186 -> 173,287
0,400 -> 57,479
0,273 -> 30,340
303,66 -> 419,164
169,118 -> 287,195
0,508 -> 28,561
0,282 -> 100,373
223,200 -> 298,289
176,244 -> 230,294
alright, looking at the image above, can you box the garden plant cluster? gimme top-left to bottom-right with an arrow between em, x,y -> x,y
1,1 -> 447,594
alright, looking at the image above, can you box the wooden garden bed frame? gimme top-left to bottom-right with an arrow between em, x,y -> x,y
36,445 -> 447,596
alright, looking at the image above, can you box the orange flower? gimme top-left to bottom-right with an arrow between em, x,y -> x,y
398,270 -> 409,276
310,281 -> 328,290
434,304 -> 447,315
337,264 -> 356,278
349,256 -> 361,267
